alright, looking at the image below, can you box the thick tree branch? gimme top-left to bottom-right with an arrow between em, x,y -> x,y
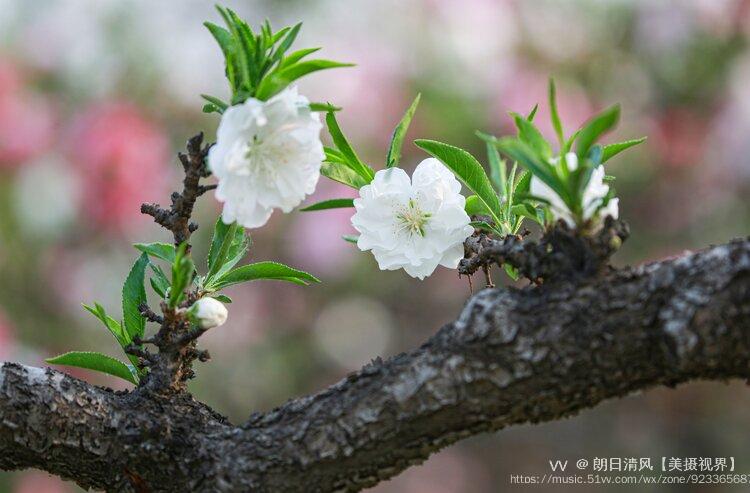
1,238 -> 749,491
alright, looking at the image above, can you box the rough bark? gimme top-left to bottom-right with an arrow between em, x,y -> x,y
1,238 -> 749,492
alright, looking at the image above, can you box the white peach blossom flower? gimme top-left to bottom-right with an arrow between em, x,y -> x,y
351,158 -> 474,280
530,152 -> 618,228
208,86 -> 324,228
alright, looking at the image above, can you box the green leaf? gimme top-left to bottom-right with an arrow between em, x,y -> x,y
207,219 -> 249,277
279,47 -> 321,69
149,263 -> 170,298
325,112 -> 375,181
82,303 -> 127,347
271,22 -> 301,61
217,6 -> 252,94
210,261 -> 320,290
200,94 -> 228,113
207,221 -> 239,280
342,234 -> 359,244
170,243 -> 195,308
511,112 -> 552,159
469,220 -> 500,234
321,162 -> 369,189
575,104 -> 620,160
465,195 -> 493,217
602,137 -> 646,163
386,94 -> 421,168
47,351 -> 138,385
204,21 -> 237,90
122,253 -> 149,341
526,103 -> 539,122
548,78 -> 564,149
486,141 -> 506,193
212,294 -> 233,304
504,264 -> 520,281
309,102 -> 341,112
490,137 -> 571,207
256,60 -> 354,100
300,198 -> 354,211
415,139 -> 502,226
511,203 -> 544,225
134,242 -> 176,263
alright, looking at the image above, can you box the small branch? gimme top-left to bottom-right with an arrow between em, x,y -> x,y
138,303 -> 164,324
135,133 -> 217,394
141,132 -> 212,249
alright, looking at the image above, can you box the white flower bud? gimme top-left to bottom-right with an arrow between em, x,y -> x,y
189,298 -> 228,329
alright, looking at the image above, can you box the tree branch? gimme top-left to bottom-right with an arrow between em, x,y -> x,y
1,238 -> 749,491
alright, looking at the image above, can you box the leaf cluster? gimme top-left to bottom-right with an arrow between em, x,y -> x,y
201,5 -> 352,113
48,219 -> 318,384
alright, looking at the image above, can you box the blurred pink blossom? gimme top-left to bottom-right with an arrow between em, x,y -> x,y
0,59 -> 55,169
68,103 -> 170,234
287,182 -> 357,276
13,471 -> 68,493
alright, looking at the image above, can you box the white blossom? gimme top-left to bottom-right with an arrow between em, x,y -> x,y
351,158 -> 474,280
189,298 -> 228,330
530,152 -> 619,228
208,86 -> 325,229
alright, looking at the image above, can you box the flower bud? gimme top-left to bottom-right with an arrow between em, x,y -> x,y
189,297 -> 228,329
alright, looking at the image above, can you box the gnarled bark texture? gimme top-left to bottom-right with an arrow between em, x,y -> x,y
1,238 -> 749,492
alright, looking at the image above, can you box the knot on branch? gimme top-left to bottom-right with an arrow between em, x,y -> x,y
460,217 -> 629,284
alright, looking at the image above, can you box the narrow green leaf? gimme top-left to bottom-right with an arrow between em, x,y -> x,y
415,139 -> 502,226
204,22 -> 237,89
469,221 -> 500,235
271,22 -> 301,61
526,104 -> 539,122
212,294 -> 233,304
490,137 -> 571,206
256,60 -> 354,100
47,351 -> 138,384
575,104 -> 620,160
465,195 -> 493,217
386,94 -> 421,168
325,112 -> 375,181
149,263 -> 170,298
486,141 -> 506,194
602,137 -> 646,163
207,221 -> 239,280
169,243 -> 194,308
83,303 -> 127,347
134,243 -> 176,263
514,169 -> 532,196
321,162 -> 369,189
342,234 -> 359,244
511,112 -> 552,159
211,261 -> 320,290
200,94 -> 228,113
217,6 -> 252,94
309,102 -> 341,112
279,47 -> 321,69
548,78 -> 564,149
122,253 -> 149,341
300,198 -> 354,211
207,218 -> 248,275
